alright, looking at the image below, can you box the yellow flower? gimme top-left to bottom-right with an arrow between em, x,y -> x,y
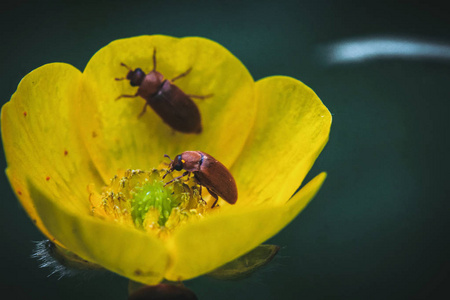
1,35 -> 331,285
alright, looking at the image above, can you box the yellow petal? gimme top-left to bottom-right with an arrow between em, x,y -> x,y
1,63 -> 105,215
231,76 -> 332,205
207,244 -> 280,280
164,172 -> 326,281
5,168 -> 55,242
28,177 -> 168,285
79,35 -> 256,181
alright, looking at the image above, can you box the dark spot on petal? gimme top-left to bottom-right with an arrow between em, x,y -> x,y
46,176 -> 50,181
133,269 -> 159,277
23,111 -> 27,117
17,190 -> 22,195
92,131 -> 97,138
64,150 -> 68,156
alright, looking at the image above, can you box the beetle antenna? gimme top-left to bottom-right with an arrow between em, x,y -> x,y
120,63 -> 133,71
162,155 -> 172,167
152,48 -> 157,71
162,155 -> 173,177
120,62 -> 132,71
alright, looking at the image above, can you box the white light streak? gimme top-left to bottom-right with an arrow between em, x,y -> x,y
320,36 -> 450,65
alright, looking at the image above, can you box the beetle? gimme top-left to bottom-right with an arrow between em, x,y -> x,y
115,48 -> 211,134
163,151 -> 238,208
128,283 -> 197,300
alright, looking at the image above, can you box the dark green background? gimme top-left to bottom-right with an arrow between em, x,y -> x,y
1,1 -> 449,299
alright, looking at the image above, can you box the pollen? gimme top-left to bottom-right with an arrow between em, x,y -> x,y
89,169 -> 207,236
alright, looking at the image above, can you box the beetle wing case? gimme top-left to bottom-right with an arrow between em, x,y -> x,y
194,154 -> 238,204
148,81 -> 202,133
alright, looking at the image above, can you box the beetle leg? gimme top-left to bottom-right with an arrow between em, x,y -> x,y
137,103 -> 148,118
197,185 -> 206,205
186,94 -> 214,100
207,188 -> 219,208
171,67 -> 192,82
162,169 -> 172,179
116,93 -> 139,101
164,171 -> 190,186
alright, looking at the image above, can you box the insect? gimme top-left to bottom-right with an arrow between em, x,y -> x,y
163,151 -> 238,208
115,48 -> 211,134
128,283 -> 197,300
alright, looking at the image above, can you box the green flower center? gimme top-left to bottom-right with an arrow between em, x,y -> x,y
130,178 -> 177,227
96,169 -> 206,234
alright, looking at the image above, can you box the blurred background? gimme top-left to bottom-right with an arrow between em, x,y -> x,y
1,0 -> 449,299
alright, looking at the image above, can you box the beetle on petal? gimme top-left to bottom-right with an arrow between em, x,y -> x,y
116,49 -> 211,134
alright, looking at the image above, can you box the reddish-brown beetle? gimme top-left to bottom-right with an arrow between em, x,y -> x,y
116,49 -> 211,134
128,283 -> 198,300
163,151 -> 238,208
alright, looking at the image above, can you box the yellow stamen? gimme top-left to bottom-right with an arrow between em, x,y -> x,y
89,169 -> 207,236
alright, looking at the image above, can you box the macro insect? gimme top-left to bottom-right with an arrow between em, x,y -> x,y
116,49 -> 211,134
163,151 -> 238,208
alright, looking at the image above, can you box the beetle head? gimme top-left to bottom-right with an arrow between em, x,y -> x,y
126,68 -> 146,86
162,154 -> 184,179
172,155 -> 184,171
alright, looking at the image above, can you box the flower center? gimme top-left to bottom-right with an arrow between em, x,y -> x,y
89,169 -> 207,236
